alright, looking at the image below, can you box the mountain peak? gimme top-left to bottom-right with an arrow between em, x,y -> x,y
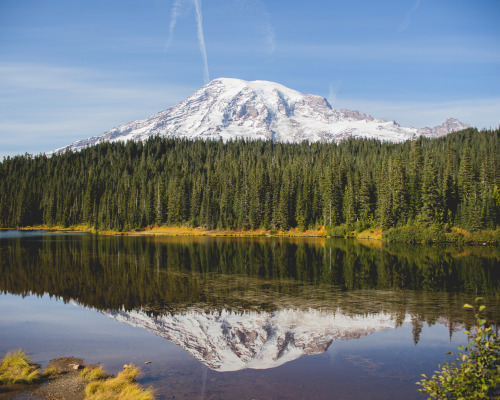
418,117 -> 471,138
52,79 -> 471,153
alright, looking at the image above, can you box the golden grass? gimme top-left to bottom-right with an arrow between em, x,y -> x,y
356,229 -> 383,240
80,366 -> 108,381
0,349 -> 40,384
278,227 -> 327,237
84,364 -> 154,400
42,366 -> 61,377
134,225 -> 207,236
16,224 -> 329,238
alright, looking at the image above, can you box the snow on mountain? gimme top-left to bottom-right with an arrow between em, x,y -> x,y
53,78 -> 471,153
103,308 -> 405,372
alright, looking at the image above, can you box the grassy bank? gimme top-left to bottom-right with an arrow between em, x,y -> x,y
0,349 -> 155,400
11,224 -> 329,237
382,225 -> 500,245
6,223 -> 500,245
326,223 -> 500,245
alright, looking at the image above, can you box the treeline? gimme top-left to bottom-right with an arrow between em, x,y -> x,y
0,128 -> 499,232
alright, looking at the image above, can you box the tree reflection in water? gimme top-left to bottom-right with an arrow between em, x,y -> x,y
2,233 -> 500,332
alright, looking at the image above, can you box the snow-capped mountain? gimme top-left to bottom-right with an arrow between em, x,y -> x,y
54,78 -> 470,153
104,308 -> 404,372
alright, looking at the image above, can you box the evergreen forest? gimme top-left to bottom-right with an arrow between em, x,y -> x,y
1,128 -> 499,237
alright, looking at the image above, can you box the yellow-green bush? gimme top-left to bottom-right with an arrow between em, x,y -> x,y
417,299 -> 500,399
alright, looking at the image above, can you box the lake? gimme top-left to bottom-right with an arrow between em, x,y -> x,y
1,231 -> 500,399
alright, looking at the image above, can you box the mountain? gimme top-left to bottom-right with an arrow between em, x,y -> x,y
417,118 -> 471,138
103,308 -> 402,372
54,78 -> 470,153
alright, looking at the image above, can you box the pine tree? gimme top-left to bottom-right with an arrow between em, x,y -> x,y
408,138 -> 424,218
358,167 -> 374,227
342,175 -> 357,227
442,146 -> 458,223
391,156 -> 409,225
421,156 -> 442,225
277,178 -> 291,230
378,160 -> 394,229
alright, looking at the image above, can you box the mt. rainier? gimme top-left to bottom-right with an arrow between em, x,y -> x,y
55,78 -> 470,152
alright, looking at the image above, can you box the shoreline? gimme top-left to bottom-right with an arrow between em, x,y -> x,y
2,225 -> 498,245
1,355 -> 153,400
1,224 -> 334,238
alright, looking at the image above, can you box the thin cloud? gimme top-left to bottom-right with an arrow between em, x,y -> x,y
193,0 -> 209,83
233,0 -> 275,55
165,0 -> 184,51
165,0 -> 210,83
399,0 -> 422,32
327,82 -> 341,108
0,63 -> 197,157
260,4 -> 275,55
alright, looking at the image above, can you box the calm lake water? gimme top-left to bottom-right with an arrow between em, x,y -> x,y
1,231 -> 500,399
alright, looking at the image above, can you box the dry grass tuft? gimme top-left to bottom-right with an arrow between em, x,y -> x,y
0,349 -> 40,384
356,229 -> 383,240
80,365 -> 108,381
84,364 -> 154,400
42,366 -> 61,377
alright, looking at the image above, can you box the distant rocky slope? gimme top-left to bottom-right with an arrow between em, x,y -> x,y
54,78 -> 470,153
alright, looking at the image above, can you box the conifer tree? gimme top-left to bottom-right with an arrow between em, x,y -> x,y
408,138 -> 424,218
421,156 -> 442,224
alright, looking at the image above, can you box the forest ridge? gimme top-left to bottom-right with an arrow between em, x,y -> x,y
1,128 -> 499,238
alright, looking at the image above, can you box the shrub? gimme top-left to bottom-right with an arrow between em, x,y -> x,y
417,298 -> 500,399
327,224 -> 356,238
0,349 -> 40,384
383,223 -> 446,244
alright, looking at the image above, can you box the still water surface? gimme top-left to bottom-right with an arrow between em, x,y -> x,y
1,231 -> 500,399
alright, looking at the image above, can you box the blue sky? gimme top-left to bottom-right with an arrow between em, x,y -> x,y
1,0 -> 499,158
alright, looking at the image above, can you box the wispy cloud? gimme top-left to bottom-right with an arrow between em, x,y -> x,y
237,0 -> 275,55
165,0 -> 209,83
327,82 -> 341,108
399,0 -> 422,32
0,63 -> 196,157
165,0 -> 184,51
193,0 -> 209,83
260,3 -> 275,55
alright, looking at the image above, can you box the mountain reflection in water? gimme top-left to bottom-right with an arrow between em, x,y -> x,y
1,232 -> 500,372
103,307 -> 413,372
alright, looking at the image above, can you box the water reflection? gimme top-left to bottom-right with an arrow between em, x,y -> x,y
103,307 -> 416,372
1,232 -> 500,371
